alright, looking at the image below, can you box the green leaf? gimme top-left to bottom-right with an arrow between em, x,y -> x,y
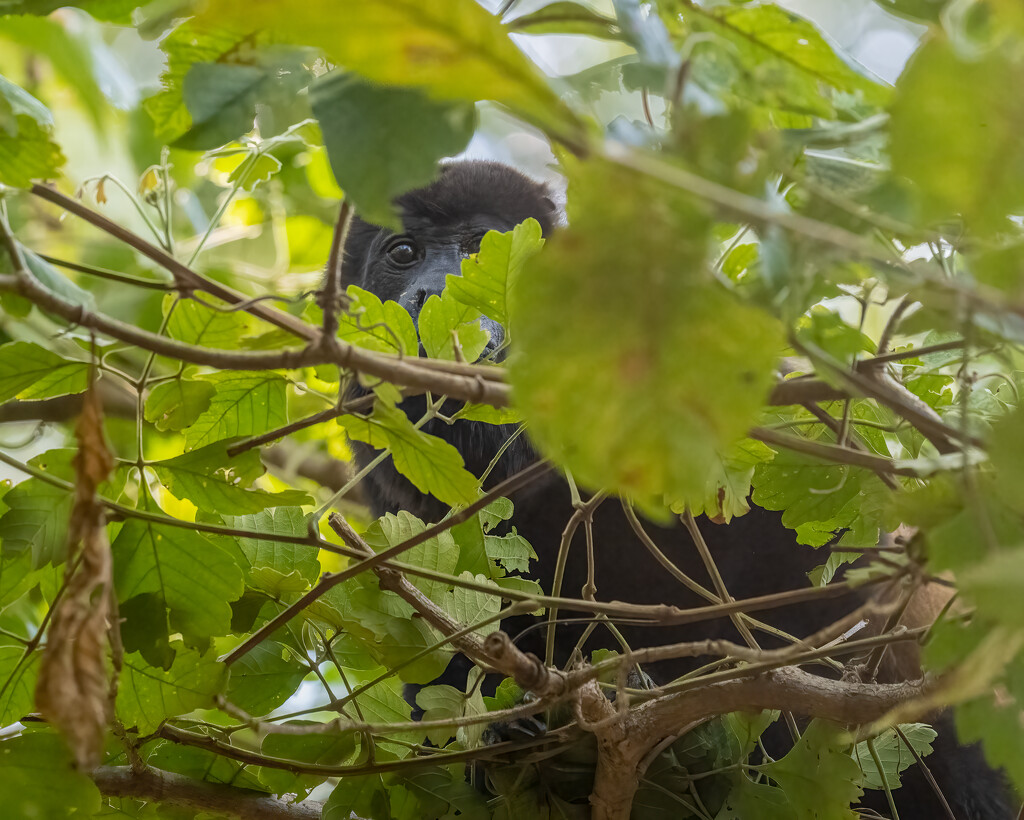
419,290 -> 489,362
146,738 -> 268,790
0,341 -> 90,403
0,733 -> 101,816
259,723 -> 356,796
396,767 -> 489,819
228,151 -> 283,191
891,38 -> 1024,232
447,218 -> 545,329
323,774 -> 391,820
372,510 -> 459,604
718,775 -> 794,820
510,161 -> 782,506
0,550 -> 38,609
341,401 -> 478,508
166,297 -> 256,348
229,506 -> 320,584
112,512 -> 244,644
144,378 -> 216,432
416,684 -> 465,746
447,572 -> 502,640
0,478 -> 73,567
118,646 -> 226,734
0,640 -> 39,725
960,547 -> 1024,627
760,720 -> 862,819
227,640 -> 307,716
144,23 -> 248,142
339,285 -> 419,356
681,4 -> 889,120
752,449 -> 888,546
151,442 -> 311,515
854,724 -> 936,791
506,2 -> 619,37
672,438 -> 775,524
0,74 -> 65,185
955,693 -> 1024,791
311,73 -> 476,228
176,62 -> 266,150
485,532 -> 536,575
200,0 -> 581,142
185,371 -> 288,450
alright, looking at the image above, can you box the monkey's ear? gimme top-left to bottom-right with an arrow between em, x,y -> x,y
542,197 -> 557,213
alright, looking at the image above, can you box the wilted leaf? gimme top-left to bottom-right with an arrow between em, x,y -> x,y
36,385 -> 114,769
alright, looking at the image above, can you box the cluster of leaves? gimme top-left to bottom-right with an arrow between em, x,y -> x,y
1,0 -> 1024,818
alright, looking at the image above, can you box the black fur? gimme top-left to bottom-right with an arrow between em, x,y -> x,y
340,161 -> 1015,819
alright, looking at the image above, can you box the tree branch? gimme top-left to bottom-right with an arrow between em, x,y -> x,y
0,271 -> 512,407
91,766 -> 321,820
584,667 -> 931,820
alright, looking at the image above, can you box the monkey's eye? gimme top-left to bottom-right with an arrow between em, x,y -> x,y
385,237 -> 419,267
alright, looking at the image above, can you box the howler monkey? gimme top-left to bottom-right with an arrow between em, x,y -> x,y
339,161 -> 1013,820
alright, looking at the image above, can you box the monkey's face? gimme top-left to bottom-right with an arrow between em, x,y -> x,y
346,212 -> 513,357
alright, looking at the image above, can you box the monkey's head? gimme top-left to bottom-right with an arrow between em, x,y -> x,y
338,161 -> 558,517
342,161 -> 558,356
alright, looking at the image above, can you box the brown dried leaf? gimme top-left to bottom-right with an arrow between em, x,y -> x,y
35,384 -> 115,770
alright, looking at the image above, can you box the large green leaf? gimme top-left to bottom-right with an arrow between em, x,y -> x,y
0,341 -> 90,403
0,479 -> 73,568
341,402 -> 479,508
0,733 -> 101,817
226,640 -> 307,716
185,371 -> 288,450
144,22 -> 247,141
150,441 -> 310,515
674,3 -> 889,121
111,512 -> 244,643
891,37 -> 1024,232
144,377 -> 216,432
199,0 -> 581,140
509,160 -> 783,505
446,218 -> 545,330
177,56 -> 312,150
118,646 -> 227,734
311,73 -> 475,227
854,724 -> 936,791
419,289 -> 489,362
760,720 -> 862,818
166,297 -> 258,348
228,506 -> 321,584
339,285 -> 419,356
0,641 -> 39,726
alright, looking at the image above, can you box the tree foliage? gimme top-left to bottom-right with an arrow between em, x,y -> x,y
0,0 -> 1023,818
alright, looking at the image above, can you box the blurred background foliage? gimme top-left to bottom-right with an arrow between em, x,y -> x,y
1,0 -> 1024,818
